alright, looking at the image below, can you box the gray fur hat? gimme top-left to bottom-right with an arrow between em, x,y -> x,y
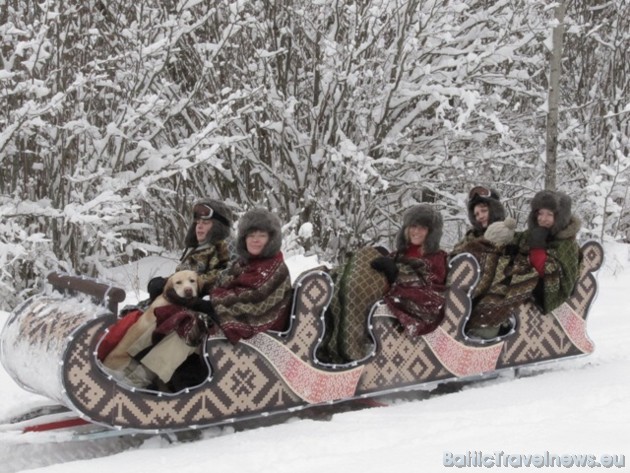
467,187 -> 506,231
395,204 -> 443,254
236,208 -> 283,259
528,190 -> 572,236
184,198 -> 233,247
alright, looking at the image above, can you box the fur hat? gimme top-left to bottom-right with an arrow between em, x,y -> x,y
528,190 -> 572,236
184,198 -> 233,247
484,217 -> 516,246
467,187 -> 506,231
236,208 -> 283,259
395,204 -> 443,254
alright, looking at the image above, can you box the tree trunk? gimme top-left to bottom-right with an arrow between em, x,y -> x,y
545,1 -> 568,191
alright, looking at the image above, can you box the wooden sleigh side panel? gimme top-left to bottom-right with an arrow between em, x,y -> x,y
0,242 -> 602,432
1,270 -> 360,431
495,240 -> 602,368
355,241 -> 602,395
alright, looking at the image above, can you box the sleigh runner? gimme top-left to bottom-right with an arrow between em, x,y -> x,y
0,241 -> 602,433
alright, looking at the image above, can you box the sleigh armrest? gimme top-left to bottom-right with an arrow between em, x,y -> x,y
47,271 -> 126,314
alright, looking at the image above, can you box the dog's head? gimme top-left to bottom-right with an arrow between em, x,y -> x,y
163,270 -> 201,306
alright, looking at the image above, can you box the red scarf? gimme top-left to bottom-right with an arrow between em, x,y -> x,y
405,244 -> 423,259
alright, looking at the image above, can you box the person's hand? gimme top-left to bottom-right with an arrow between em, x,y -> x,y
529,227 -> 550,249
190,298 -> 218,326
370,257 -> 399,285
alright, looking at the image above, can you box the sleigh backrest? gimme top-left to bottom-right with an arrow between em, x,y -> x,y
47,271 -> 126,315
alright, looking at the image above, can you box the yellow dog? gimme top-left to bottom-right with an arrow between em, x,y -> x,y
102,270 -> 201,372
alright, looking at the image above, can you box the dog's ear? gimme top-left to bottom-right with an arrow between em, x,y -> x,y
163,275 -> 174,295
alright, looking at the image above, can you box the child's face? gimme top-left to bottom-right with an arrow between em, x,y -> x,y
246,231 -> 270,256
474,204 -> 490,228
537,208 -> 555,229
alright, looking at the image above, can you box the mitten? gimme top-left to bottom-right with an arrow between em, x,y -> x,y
190,298 -> 218,326
147,276 -> 167,301
370,256 -> 399,285
484,217 -> 516,246
528,226 -> 550,249
503,243 -> 520,257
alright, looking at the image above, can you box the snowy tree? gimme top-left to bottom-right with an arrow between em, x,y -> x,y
0,0 -> 628,310
556,0 -> 630,240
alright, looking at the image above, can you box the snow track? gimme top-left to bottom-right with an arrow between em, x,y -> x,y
1,431 -> 145,472
0,403 -> 147,472
0,359 -> 605,472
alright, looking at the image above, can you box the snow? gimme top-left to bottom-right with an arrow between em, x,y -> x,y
1,245 -> 629,472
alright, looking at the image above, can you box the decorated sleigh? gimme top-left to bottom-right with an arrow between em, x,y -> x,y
0,241 -> 602,434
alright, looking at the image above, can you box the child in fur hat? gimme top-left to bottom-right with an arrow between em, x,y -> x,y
452,186 -> 507,253
175,198 -> 233,293
371,204 -> 448,337
450,188 -> 513,302
197,208 -> 293,345
512,190 -> 581,313
448,186 -> 524,339
464,190 -> 581,340
145,198 -> 233,303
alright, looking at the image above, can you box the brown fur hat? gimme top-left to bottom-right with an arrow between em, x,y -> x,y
467,187 -> 506,231
528,190 -> 572,236
236,208 -> 283,259
395,204 -> 443,254
184,198 -> 233,247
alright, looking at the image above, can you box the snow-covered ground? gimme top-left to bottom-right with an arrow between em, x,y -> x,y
1,245 -> 628,472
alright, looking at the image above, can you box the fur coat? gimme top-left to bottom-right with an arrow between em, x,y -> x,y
211,209 -> 292,344
512,215 -> 581,313
177,241 -> 230,294
211,252 -> 292,344
177,197 -> 233,294
383,249 -> 448,337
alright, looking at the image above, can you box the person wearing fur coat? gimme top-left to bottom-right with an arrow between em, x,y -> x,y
465,190 -> 581,339
143,198 -> 233,304
511,190 -> 581,313
371,204 -> 449,337
176,198 -> 233,293
205,208 -> 293,344
452,186 -> 507,253
450,187 -> 516,339
120,208 -> 292,391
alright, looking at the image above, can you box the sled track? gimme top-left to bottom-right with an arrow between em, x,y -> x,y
0,360 -> 585,473
1,432 -> 144,473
